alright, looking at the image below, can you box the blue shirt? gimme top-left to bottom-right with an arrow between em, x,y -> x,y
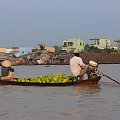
1,66 -> 14,77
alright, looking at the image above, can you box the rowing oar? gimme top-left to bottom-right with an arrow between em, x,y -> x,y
98,70 -> 120,85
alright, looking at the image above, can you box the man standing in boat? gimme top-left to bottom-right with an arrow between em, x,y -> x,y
70,50 -> 86,80
1,60 -> 15,80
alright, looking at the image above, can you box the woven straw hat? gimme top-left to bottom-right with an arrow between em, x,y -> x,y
89,60 -> 97,67
1,60 -> 12,67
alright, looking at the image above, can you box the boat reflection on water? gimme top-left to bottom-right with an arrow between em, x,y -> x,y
62,84 -> 102,118
73,84 -> 101,93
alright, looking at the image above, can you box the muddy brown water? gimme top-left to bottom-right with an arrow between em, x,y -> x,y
0,64 -> 120,120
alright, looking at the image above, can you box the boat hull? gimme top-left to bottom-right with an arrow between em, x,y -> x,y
0,76 -> 101,86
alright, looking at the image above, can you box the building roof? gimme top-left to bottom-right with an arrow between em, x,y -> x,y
33,54 -> 51,60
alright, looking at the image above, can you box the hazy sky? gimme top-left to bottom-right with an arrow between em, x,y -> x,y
0,0 -> 120,47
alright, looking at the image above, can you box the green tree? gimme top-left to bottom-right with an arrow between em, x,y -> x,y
85,44 -> 98,52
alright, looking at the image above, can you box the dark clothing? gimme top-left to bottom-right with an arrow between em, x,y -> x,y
1,66 -> 14,77
86,68 -> 98,79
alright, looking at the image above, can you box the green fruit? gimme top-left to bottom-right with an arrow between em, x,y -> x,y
16,74 -> 74,83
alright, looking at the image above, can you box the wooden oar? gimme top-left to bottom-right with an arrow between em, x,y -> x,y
98,71 -> 120,85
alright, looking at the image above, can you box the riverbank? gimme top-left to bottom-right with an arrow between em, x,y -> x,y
80,53 -> 120,64
10,53 -> 120,66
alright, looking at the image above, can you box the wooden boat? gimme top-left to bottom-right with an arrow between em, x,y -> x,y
0,75 -> 101,86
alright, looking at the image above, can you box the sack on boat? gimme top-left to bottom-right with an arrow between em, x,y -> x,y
89,60 -> 97,67
88,60 -> 98,71
1,60 -> 12,67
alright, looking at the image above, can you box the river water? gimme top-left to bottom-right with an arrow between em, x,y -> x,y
0,64 -> 120,120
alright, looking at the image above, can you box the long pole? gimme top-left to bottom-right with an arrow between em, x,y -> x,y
98,71 -> 120,85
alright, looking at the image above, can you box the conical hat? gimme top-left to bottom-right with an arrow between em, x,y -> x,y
1,60 -> 12,67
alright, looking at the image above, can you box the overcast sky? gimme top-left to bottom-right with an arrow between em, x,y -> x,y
0,0 -> 120,47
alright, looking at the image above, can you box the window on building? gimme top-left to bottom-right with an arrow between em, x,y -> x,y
63,42 -> 67,47
68,42 -> 73,46
97,41 -> 99,45
80,42 -> 82,46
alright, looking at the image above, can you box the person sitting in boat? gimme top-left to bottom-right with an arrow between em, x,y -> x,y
70,50 -> 86,80
86,60 -> 99,79
1,60 -> 15,80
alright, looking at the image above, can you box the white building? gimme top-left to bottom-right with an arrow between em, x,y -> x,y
90,38 -> 110,49
6,48 -> 13,53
